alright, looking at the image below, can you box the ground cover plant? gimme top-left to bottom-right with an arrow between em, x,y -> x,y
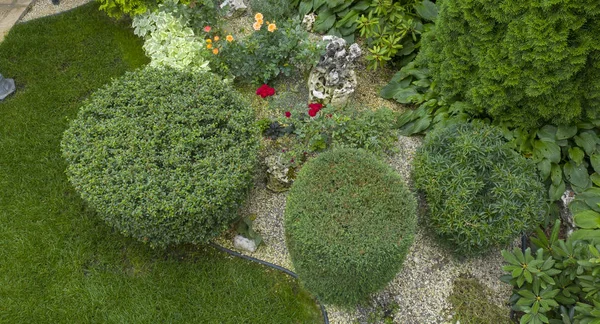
413,122 -> 546,255
285,148 -> 417,307
501,221 -> 600,324
0,4 -> 321,322
62,67 -> 259,247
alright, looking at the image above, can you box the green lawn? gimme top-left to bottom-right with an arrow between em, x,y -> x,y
0,4 -> 321,323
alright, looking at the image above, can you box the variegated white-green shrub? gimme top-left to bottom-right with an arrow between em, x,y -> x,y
132,2 -> 209,72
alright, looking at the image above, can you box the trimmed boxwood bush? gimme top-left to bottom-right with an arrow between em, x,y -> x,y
284,148 -> 417,307
413,122 -> 546,255
61,67 -> 259,247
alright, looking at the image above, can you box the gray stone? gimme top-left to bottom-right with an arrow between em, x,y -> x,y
233,235 -> 257,252
308,35 -> 361,106
301,13 -> 316,32
560,189 -> 576,236
0,73 -> 15,100
220,0 -> 246,18
264,154 -> 293,193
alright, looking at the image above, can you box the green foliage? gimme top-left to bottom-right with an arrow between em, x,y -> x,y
97,0 -> 157,18
251,0 -> 296,22
418,0 -> 600,128
285,148 -> 417,306
269,101 -> 399,169
448,275 -> 511,324
501,221 -> 600,324
132,0 -> 211,72
297,0 -> 369,43
357,0 -> 436,70
220,16 -> 324,84
413,121 -> 546,255
0,4 -> 321,322
506,122 -> 600,204
61,67 -> 259,247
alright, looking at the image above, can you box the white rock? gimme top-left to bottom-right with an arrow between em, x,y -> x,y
233,235 -> 257,252
220,0 -> 247,17
308,35 -> 361,106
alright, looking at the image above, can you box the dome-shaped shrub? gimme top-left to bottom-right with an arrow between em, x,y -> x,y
413,122 -> 546,255
61,67 -> 259,247
284,148 -> 417,306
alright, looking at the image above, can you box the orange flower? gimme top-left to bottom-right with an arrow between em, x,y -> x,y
256,18 -> 263,25
226,35 -> 234,42
252,21 -> 262,31
213,48 -> 219,55
214,36 -> 220,41
268,23 -> 277,32
207,43 -> 213,49
254,13 -> 263,21
206,39 -> 212,43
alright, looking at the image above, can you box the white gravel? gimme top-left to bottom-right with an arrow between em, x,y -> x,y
217,135 -> 513,324
20,0 -> 93,22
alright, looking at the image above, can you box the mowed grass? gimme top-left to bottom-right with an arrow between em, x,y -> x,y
0,4 -> 321,323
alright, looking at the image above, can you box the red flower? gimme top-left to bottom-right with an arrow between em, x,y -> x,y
307,103 -> 323,117
203,26 -> 212,32
256,84 -> 275,98
308,103 -> 323,111
285,111 -> 291,118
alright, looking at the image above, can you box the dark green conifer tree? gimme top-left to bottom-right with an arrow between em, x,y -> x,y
419,0 -> 600,127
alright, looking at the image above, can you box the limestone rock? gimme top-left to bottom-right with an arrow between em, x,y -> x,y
302,13 -> 316,31
264,154 -> 293,193
308,36 -> 361,106
234,235 -> 257,252
220,0 -> 247,18
559,189 -> 576,236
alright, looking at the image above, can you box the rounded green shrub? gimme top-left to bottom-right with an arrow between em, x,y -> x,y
413,122 -> 546,255
419,0 -> 600,128
285,148 -> 417,307
61,67 -> 259,247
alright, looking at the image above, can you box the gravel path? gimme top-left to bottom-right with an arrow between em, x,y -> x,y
20,0 -> 93,22
216,135 -> 513,324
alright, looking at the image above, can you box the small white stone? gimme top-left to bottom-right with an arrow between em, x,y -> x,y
234,235 -> 257,253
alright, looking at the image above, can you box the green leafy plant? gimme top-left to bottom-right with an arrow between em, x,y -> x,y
417,0 -> 600,128
132,0 -> 211,72
220,16 -> 324,84
357,0 -> 437,70
270,102 -> 398,169
297,0 -> 370,43
501,220 -> 600,324
61,67 -> 259,247
98,0 -> 158,18
251,0 -> 296,22
413,121 -> 546,255
285,148 -> 417,307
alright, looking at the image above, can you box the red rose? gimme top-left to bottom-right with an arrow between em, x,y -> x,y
256,84 -> 275,98
203,26 -> 211,32
285,111 -> 291,118
308,103 -> 323,111
307,103 -> 323,117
